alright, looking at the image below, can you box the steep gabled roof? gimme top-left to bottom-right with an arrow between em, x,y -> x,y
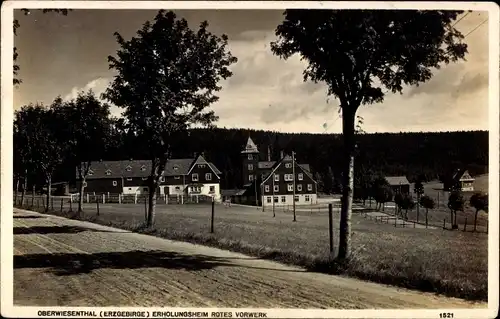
452,169 -> 474,181
260,153 -> 317,185
186,153 -> 221,179
241,137 -> 259,154
385,176 -> 410,186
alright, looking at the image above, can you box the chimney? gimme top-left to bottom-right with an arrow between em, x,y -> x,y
280,150 -> 284,159
267,145 -> 271,162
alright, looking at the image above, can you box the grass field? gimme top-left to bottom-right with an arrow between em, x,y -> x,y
14,195 -> 488,302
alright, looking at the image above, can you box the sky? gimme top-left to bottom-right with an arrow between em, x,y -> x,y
13,9 -> 490,134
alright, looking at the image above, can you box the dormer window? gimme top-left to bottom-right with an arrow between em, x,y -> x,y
105,169 -> 111,176
126,165 -> 132,172
198,164 -> 206,168
285,163 -> 292,168
248,154 -> 253,160
173,165 -> 179,171
140,165 -> 146,171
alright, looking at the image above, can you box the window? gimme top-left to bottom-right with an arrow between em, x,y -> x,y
112,181 -> 117,186
274,185 -> 279,192
143,187 -> 148,192
82,181 -> 87,187
128,187 -> 132,191
209,186 -> 215,193
160,176 -> 165,182
294,195 -> 299,202
265,185 -> 270,192
248,164 -> 254,171
284,174 -> 294,181
198,164 -> 206,168
297,184 -> 302,191
261,173 -> 266,179
248,154 -> 253,160
267,197 -> 272,203
190,186 -> 201,192
298,173 -> 303,180
281,196 -> 286,203
173,165 -> 179,171
126,165 -> 132,172
274,196 -> 279,203
142,177 -> 148,180
307,184 -> 313,191
175,186 -> 181,191
127,177 -> 132,181
192,173 -> 199,181
285,163 -> 292,168
140,165 -> 146,171
205,173 -> 212,181
287,184 -> 293,192
249,175 -> 254,181
105,170 -> 111,176
305,195 -> 310,202
88,170 -> 94,176
274,174 -> 279,182
174,176 -> 180,179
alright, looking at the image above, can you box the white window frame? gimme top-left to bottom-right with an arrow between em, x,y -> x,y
307,184 -> 313,191
142,177 -> 148,181
297,184 -> 302,191
294,195 -> 299,202
175,186 -> 181,191
105,170 -> 111,176
127,177 -> 132,181
298,173 -> 303,180
126,165 -> 132,172
274,196 -> 279,203
266,197 -> 272,203
273,185 -> 279,192
265,185 -> 270,192
192,173 -> 199,181
281,196 -> 286,203
274,174 -> 279,182
249,174 -> 254,182
248,154 -> 253,160
248,164 -> 254,171
174,176 -> 181,180
305,195 -> 310,202
198,164 -> 206,168
284,174 -> 294,181
209,186 -> 215,192
140,165 -> 146,171
285,163 -> 292,168
205,173 -> 212,181
287,184 -> 294,192
112,181 -> 117,186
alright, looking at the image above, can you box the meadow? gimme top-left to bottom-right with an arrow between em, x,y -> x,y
15,193 -> 488,302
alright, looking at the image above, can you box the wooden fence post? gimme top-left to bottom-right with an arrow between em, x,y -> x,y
60,198 -> 63,212
103,194 -> 105,204
464,217 -> 467,232
69,198 -> 73,212
118,194 -> 122,204
394,215 -> 397,227
134,194 -> 137,204
87,193 -> 89,203
210,199 -> 215,233
51,197 -> 54,211
443,218 -> 446,230
328,204 -> 333,253
96,195 -> 100,216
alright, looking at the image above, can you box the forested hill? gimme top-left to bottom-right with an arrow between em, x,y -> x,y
58,128 -> 488,191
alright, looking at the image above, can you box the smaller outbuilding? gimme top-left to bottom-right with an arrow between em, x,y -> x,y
384,176 -> 410,194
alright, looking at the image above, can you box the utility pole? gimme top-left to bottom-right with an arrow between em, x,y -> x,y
272,173 -> 275,217
292,151 -> 296,222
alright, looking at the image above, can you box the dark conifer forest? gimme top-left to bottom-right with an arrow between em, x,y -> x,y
52,128 -> 488,193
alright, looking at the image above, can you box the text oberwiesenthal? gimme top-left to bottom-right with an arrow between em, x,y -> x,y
36,310 -> 269,318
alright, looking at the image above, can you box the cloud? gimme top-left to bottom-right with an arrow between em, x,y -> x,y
63,77 -> 123,118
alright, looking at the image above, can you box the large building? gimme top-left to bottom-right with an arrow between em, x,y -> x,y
76,154 -> 223,201
444,169 -> 475,192
239,137 -> 318,206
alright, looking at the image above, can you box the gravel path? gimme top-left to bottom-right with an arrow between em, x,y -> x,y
13,208 -> 485,308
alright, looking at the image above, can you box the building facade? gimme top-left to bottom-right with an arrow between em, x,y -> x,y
239,137 -> 318,206
444,169 -> 475,192
76,154 -> 223,201
384,176 -> 411,194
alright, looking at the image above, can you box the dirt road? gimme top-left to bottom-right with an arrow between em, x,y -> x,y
12,208 -> 486,308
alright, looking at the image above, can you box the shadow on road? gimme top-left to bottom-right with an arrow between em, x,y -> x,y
14,250 -> 303,276
13,215 -> 46,219
13,225 -> 119,235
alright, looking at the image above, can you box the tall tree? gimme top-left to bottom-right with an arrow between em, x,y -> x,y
469,192 -> 488,232
52,90 -> 112,215
103,10 -> 237,227
270,9 -> 467,259
447,190 -> 464,229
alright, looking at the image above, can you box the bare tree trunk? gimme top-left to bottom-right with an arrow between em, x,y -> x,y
425,208 -> 429,227
449,209 -> 453,229
21,173 -> 27,206
146,179 -> 158,227
32,184 -> 35,207
45,175 -> 52,212
15,177 -> 19,204
416,194 -> 420,222
474,209 -> 479,232
338,109 -> 355,260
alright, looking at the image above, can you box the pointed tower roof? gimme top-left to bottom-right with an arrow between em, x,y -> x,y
241,136 -> 259,154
